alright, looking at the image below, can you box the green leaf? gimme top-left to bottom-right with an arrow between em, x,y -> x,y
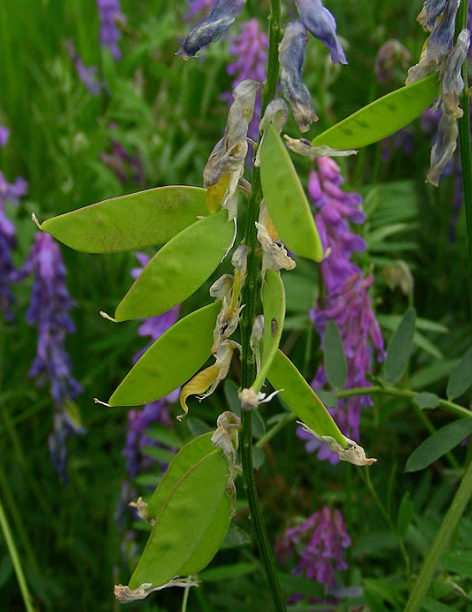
187,417 -> 212,437
128,450 -> 230,590
221,525 -> 251,549
146,433 -> 215,518
413,392 -> 440,410
145,425 -> 184,449
41,186 -> 207,253
312,74 -> 438,150
316,390 -> 338,408
405,419 -> 472,473
114,210 -> 234,321
260,123 -> 323,262
396,492 -> 414,537
223,379 -> 241,416
253,269 -> 286,392
199,562 -> 258,582
441,550 -> 472,578
141,446 -> 176,463
446,345 -> 472,400
109,302 -> 219,406
267,350 -> 347,448
323,321 -> 347,390
384,307 -> 416,384
421,597 -> 461,612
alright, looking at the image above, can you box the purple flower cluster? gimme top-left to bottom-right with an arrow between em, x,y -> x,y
276,506 -> 351,587
299,158 -> 384,463
225,19 -> 268,139
100,125 -> 143,186
0,128 -> 28,320
122,253 -> 181,476
65,40 -> 103,96
96,0 -> 124,61
374,40 -> 411,83
21,232 -> 83,481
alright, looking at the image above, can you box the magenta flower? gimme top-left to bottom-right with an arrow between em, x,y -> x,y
276,506 -> 351,586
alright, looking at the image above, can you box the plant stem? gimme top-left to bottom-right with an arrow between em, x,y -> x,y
0,495 -> 35,612
457,0 -> 472,317
239,1 -> 286,610
404,455 -> 472,612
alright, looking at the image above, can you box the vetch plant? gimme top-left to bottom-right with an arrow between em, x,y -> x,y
33,0 -> 472,609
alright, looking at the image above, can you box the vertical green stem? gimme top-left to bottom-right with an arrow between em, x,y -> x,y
239,1 -> 286,611
0,495 -> 35,612
404,456 -> 472,612
457,0 -> 472,316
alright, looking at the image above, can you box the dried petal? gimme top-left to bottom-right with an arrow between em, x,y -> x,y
279,21 -> 317,133
417,0 -> 448,31
255,221 -> 296,275
294,0 -> 347,64
177,0 -> 245,60
114,577 -> 199,603
284,135 -> 357,158
426,111 -> 458,185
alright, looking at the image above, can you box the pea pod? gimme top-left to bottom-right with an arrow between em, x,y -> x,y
41,186 -> 207,253
114,210 -> 234,321
312,74 -> 438,150
259,123 -> 323,263
147,433 -> 215,517
267,350 -> 347,448
128,450 -> 230,590
253,270 -> 286,392
109,302 -> 219,407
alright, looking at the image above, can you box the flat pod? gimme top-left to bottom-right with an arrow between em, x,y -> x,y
128,450 -> 230,590
147,433 -> 216,517
109,303 -> 219,406
267,350 -> 347,448
114,210 -> 234,321
253,270 -> 286,392
259,124 -> 323,263
312,74 -> 439,150
41,186 -> 207,253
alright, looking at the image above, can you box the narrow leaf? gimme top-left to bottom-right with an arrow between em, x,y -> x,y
446,345 -> 472,400
115,210 -> 234,321
253,269 -> 286,392
109,303 -> 219,406
396,492 -> 414,537
41,186 -> 207,253
199,562 -> 258,582
324,321 -> 347,390
405,419 -> 472,473
128,450 -> 230,590
267,350 -> 347,448
312,74 -> 438,150
260,123 -> 323,262
384,307 -> 416,384
441,551 -> 472,578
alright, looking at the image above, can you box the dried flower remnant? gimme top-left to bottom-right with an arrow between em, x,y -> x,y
96,0 -> 125,61
21,232 -> 83,481
293,0 -> 347,65
225,19 -> 268,139
65,41 -> 103,95
276,506 -> 351,587
279,21 -> 317,133
177,0 -> 245,60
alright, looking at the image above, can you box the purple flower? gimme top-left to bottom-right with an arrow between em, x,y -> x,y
0,170 -> 28,320
276,506 -> 351,587
20,232 -> 83,481
225,19 -> 268,140
177,0 -> 245,60
100,125 -> 143,185
300,159 -> 384,462
374,40 -> 411,83
293,0 -> 347,65
66,40 -> 103,95
21,233 -> 82,406
309,159 -> 365,293
185,0 -> 214,19
0,126 -> 10,148
96,0 -> 125,61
